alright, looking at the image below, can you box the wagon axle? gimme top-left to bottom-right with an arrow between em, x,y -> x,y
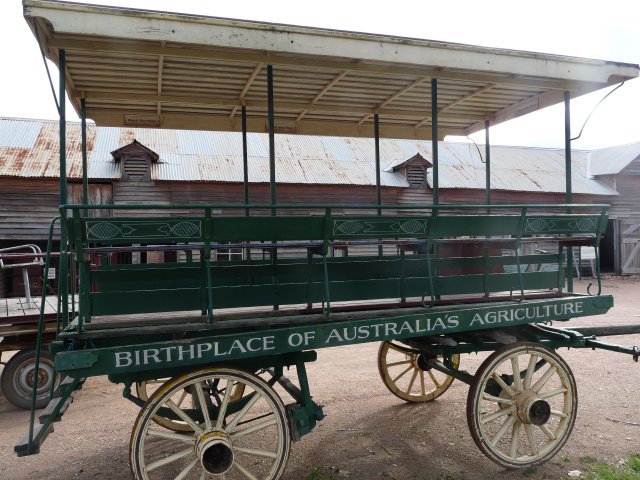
197,430 -> 235,475
516,393 -> 551,426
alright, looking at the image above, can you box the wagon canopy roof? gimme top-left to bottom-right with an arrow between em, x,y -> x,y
23,0 -> 639,140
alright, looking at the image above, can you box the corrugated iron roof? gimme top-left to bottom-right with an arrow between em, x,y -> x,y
589,141 -> 640,175
0,117 -> 622,195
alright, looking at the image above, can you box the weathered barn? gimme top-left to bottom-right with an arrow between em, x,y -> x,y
589,142 -> 640,273
1,117 -> 636,295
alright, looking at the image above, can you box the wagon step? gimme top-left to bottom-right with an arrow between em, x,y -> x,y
39,396 -> 72,423
14,376 -> 86,457
14,423 -> 53,456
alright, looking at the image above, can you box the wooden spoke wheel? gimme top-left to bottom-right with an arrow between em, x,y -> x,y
377,341 -> 460,402
137,379 -> 248,433
130,367 -> 291,480
466,342 -> 577,468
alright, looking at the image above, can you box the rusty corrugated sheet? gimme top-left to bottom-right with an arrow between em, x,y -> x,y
0,118 -> 91,178
0,117 -> 621,194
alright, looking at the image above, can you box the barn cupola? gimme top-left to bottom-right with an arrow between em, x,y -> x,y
389,153 -> 432,188
110,140 -> 159,181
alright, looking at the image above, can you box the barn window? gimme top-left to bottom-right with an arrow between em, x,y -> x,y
407,165 -> 426,187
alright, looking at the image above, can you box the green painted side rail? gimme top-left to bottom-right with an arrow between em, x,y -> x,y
62,202 -> 606,330
53,294 -> 613,379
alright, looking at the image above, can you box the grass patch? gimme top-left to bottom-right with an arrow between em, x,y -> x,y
583,455 -> 640,480
581,456 -> 599,465
522,467 -> 537,476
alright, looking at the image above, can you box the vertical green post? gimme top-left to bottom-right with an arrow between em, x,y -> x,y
564,91 -> 574,292
267,65 -> 276,213
58,49 -> 69,325
374,113 -> 382,257
374,113 -> 381,208
59,50 -> 67,208
242,105 -> 249,216
485,120 -> 491,210
564,92 -> 573,205
241,105 -> 251,261
267,65 -> 278,310
431,78 -> 439,205
81,98 -> 88,207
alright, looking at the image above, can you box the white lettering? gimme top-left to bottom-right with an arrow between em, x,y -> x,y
143,349 -> 161,365
246,337 -> 262,352
115,351 -> 132,368
213,342 -> 228,357
159,347 -> 174,362
264,336 -> 275,350
385,323 -> 399,337
325,329 -> 343,343
289,333 -> 304,347
198,343 -> 213,358
304,331 -> 315,345
470,313 -> 484,326
357,325 -> 370,339
398,321 -> 414,335
228,340 -> 247,354
177,344 -> 195,361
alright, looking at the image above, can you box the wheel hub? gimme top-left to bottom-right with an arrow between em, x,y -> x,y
196,430 -> 234,475
21,365 -> 51,392
515,392 -> 551,426
414,353 -> 431,371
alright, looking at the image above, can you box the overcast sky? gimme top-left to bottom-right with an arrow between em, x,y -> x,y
1,0 -> 638,149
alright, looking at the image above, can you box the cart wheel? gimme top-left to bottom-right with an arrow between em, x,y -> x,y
377,341 -> 460,402
136,379 -> 196,432
0,349 -> 61,410
130,367 -> 291,480
466,342 -> 577,468
136,379 -> 249,432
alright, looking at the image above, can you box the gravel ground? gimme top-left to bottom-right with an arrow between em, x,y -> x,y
1,277 -> 639,479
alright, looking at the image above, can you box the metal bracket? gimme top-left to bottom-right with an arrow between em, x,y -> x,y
633,346 -> 639,362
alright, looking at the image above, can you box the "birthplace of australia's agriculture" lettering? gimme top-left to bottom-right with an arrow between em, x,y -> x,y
112,300 -> 585,369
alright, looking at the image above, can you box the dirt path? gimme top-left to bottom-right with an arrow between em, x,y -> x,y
1,277 -> 639,479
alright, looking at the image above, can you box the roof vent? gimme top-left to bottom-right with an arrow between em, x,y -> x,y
407,165 -> 427,187
123,156 -> 150,181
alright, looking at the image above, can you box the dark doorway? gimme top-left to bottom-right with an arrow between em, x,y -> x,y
600,219 -> 615,273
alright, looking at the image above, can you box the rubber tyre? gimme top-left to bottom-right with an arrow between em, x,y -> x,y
1,349 -> 61,409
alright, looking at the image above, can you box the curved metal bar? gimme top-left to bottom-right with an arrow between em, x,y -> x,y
27,216 -> 61,455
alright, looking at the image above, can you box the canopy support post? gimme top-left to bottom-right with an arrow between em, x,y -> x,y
81,98 -> 88,208
564,91 -> 574,292
267,64 -> 278,310
485,120 -> 491,210
431,78 -> 439,205
267,65 -> 276,213
58,49 -> 69,327
374,113 -> 382,256
242,105 -> 249,217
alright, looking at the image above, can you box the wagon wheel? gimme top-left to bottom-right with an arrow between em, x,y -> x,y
130,367 -> 290,480
136,379 -> 247,432
0,349 -> 62,410
377,341 -> 460,402
466,342 -> 577,468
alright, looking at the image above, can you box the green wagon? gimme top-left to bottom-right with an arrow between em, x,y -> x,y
15,2 -> 640,479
